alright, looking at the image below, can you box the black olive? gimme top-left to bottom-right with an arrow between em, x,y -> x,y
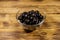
28,10 -> 34,14
18,10 -> 43,25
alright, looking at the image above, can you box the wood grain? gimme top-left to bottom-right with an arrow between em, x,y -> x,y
0,0 -> 60,40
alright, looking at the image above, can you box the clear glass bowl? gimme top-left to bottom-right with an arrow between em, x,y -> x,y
16,6 -> 46,31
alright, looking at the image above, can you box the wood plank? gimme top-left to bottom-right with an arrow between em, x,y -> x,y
0,0 -> 60,40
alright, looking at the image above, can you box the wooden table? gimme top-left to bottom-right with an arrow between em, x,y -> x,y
0,0 -> 60,40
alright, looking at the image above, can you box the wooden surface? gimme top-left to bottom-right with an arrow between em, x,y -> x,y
0,0 -> 60,40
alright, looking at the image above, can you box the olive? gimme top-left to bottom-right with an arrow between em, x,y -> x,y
18,10 -> 43,25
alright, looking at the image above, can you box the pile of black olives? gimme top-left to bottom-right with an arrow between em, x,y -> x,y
18,10 -> 43,25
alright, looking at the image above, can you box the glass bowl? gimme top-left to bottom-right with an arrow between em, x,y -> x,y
16,6 -> 46,32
